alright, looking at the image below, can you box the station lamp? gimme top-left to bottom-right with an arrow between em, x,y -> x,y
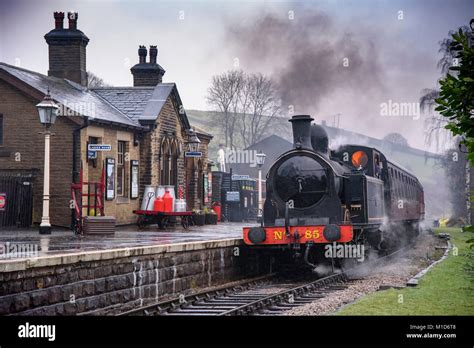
36,88 -> 59,128
36,88 -> 59,235
256,152 -> 267,168
186,129 -> 201,152
256,151 -> 266,218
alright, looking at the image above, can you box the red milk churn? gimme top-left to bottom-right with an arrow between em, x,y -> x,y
212,202 -> 221,222
154,196 -> 164,212
163,190 -> 174,212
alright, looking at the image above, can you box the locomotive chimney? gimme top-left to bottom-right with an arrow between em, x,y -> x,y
289,115 -> 314,150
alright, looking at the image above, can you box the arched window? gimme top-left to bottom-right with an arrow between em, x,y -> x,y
170,140 -> 179,187
160,137 -> 179,187
160,138 -> 170,186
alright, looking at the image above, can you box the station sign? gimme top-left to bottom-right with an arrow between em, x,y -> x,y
232,174 -> 250,180
88,151 -> 97,160
0,193 -> 6,211
88,144 -> 111,151
185,151 -> 202,158
226,191 -> 240,202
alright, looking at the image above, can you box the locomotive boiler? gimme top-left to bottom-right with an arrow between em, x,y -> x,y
243,115 -> 424,268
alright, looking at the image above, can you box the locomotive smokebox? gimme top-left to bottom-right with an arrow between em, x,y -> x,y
289,115 -> 314,150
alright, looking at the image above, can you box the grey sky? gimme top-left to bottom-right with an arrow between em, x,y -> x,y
0,0 -> 472,151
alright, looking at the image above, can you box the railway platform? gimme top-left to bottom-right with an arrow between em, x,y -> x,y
0,222 -> 245,262
0,222 -> 272,316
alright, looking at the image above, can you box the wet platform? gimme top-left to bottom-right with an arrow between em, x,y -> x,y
0,222 -> 248,269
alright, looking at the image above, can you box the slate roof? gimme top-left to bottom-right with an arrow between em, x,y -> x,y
92,87 -> 155,122
0,63 -> 143,129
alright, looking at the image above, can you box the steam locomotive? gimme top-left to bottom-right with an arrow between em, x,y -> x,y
243,115 -> 424,268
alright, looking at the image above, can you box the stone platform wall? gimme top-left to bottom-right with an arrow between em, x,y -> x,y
0,239 -> 273,315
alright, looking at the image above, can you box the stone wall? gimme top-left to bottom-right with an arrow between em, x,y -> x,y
0,79 -> 78,227
0,240 -> 272,315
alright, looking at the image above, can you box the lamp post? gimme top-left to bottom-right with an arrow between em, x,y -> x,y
36,89 -> 59,234
255,152 -> 266,218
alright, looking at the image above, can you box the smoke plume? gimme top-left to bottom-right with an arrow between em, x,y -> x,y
226,10 -> 387,118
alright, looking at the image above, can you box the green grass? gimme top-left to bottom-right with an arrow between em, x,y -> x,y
338,227 -> 474,315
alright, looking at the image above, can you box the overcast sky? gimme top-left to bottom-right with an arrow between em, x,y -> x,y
0,0 -> 472,151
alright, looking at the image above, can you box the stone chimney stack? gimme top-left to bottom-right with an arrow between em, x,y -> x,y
130,45 -> 165,87
44,11 -> 89,87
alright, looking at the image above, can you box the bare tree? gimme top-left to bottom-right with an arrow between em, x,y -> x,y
206,70 -> 243,148
87,71 -> 110,88
241,73 -> 280,146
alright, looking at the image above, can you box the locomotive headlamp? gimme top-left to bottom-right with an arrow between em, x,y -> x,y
248,227 -> 266,244
351,151 -> 368,169
323,224 -> 341,242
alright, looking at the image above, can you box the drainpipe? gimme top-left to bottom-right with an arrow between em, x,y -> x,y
71,116 -> 89,229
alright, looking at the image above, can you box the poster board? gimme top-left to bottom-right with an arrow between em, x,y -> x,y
106,158 -> 115,200
130,160 -> 139,199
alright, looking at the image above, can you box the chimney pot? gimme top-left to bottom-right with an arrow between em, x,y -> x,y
149,45 -> 158,64
54,12 -> 65,29
138,45 -> 147,64
68,12 -> 78,30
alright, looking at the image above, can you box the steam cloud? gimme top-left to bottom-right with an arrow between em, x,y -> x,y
226,10 -> 387,117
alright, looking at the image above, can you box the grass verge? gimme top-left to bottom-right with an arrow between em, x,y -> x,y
337,227 -> 474,315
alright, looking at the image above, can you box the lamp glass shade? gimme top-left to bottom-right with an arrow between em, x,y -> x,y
256,153 -> 266,166
187,131 -> 201,152
36,97 -> 59,126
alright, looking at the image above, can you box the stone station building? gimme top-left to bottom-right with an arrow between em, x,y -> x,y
0,11 -> 212,228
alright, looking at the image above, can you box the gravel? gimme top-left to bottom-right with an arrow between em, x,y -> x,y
283,232 -> 446,316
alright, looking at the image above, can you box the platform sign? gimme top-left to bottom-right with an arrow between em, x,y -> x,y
185,151 -> 202,158
0,193 -> 6,211
226,191 -> 240,202
232,174 -> 250,180
88,150 -> 97,160
88,144 -> 111,151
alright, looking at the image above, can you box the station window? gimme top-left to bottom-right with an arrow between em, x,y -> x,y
117,141 -> 127,197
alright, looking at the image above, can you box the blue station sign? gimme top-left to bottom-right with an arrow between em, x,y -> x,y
88,144 -> 112,151
185,151 -> 202,158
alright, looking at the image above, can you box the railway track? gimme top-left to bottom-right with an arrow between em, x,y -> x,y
119,272 -> 348,316
119,246 -> 407,316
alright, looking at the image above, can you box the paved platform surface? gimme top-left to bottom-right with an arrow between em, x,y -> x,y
0,222 -> 248,262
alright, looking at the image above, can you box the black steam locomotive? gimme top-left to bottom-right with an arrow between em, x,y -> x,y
243,115 -> 424,268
